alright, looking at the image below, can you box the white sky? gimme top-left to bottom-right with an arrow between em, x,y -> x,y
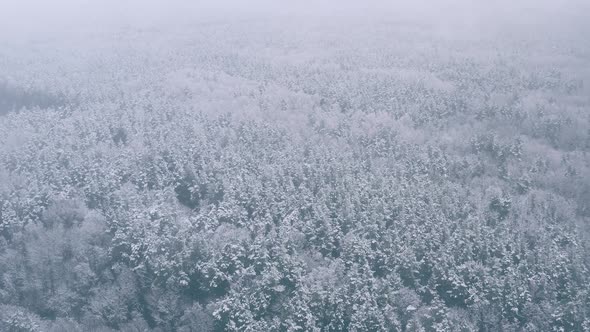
0,0 -> 587,42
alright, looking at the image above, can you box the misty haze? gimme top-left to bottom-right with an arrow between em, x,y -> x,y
0,1 -> 589,331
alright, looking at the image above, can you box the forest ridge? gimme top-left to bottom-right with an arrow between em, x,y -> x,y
0,2 -> 589,331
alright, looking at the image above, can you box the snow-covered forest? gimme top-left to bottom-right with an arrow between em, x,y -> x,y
0,1 -> 589,331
